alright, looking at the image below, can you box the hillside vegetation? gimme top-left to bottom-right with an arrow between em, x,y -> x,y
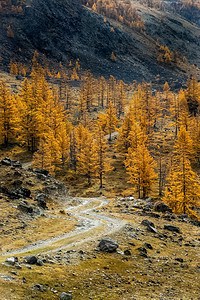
0,1 -> 200,299
0,0 -> 199,86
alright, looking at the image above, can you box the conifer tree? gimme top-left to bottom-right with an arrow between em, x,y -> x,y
164,158 -> 200,218
77,128 -> 98,186
185,77 -> 200,116
80,72 -> 94,111
125,142 -> 157,198
95,124 -> 112,188
104,101 -> 118,141
116,106 -> 135,153
69,127 -> 77,171
178,89 -> 190,131
58,122 -> 70,166
164,126 -> 200,218
33,137 -> 53,172
33,134 -> 61,174
116,80 -> 126,117
0,81 -> 19,145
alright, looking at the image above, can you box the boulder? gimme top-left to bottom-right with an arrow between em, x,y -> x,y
144,243 -> 153,249
35,193 -> 47,201
191,220 -> 200,227
124,249 -> 131,256
26,255 -> 37,264
35,193 -> 48,209
154,201 -> 172,213
164,225 -> 181,233
37,199 -> 48,209
16,187 -> 31,198
36,173 -> 47,181
36,259 -> 43,266
34,168 -> 49,176
147,225 -> 158,233
18,202 -> 33,214
9,187 -> 31,199
175,258 -> 184,263
12,161 -> 22,168
60,293 -> 73,300
141,219 -> 155,228
137,247 -> 147,257
98,238 -> 119,253
1,158 -> 12,166
33,284 -> 46,292
141,219 -> 157,233
1,158 -> 22,168
5,257 -> 18,266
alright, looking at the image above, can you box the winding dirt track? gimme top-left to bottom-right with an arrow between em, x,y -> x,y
0,198 -> 126,257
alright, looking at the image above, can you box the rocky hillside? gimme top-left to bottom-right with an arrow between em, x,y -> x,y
0,0 -> 199,87
0,159 -> 200,299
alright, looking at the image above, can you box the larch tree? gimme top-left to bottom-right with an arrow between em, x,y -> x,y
116,80 -> 126,118
77,128 -> 98,186
58,122 -> 70,166
164,160 -> 200,218
163,126 -> 200,218
80,72 -> 94,112
125,141 -> 157,198
104,101 -> 118,141
0,81 -> 19,146
116,105 -> 135,153
95,123 -> 112,188
185,77 -> 200,116
178,89 -> 191,131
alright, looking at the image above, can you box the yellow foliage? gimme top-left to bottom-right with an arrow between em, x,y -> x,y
110,52 -> 116,62
125,142 -> 157,198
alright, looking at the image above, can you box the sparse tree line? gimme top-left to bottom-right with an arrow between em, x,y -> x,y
156,43 -> 184,65
0,52 -> 200,220
82,0 -> 145,31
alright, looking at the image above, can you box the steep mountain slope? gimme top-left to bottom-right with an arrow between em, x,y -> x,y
0,0 -> 199,87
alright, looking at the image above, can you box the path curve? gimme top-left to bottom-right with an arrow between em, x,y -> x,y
0,197 -> 126,257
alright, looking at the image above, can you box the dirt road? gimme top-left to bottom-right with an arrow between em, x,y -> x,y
0,197 -> 126,257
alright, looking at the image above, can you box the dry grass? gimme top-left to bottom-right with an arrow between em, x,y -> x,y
0,206 -> 199,300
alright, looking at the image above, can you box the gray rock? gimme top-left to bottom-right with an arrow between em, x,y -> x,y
18,202 -> 33,214
33,284 -> 46,292
175,258 -> 184,263
1,158 -> 12,166
37,199 -> 48,209
137,247 -> 147,257
26,255 -> 37,264
164,225 -> 181,233
16,187 -> 31,198
15,263 -> 22,269
34,168 -> 49,176
10,271 -> 18,276
144,243 -> 153,249
12,161 -> 22,168
98,238 -> 119,253
35,193 -> 47,201
191,220 -> 200,227
5,257 -> 18,266
36,173 -> 47,180
147,225 -> 158,233
154,201 -> 172,213
141,219 -> 155,228
36,259 -> 43,266
60,292 -> 73,300
124,249 -> 131,256
1,158 -> 22,168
